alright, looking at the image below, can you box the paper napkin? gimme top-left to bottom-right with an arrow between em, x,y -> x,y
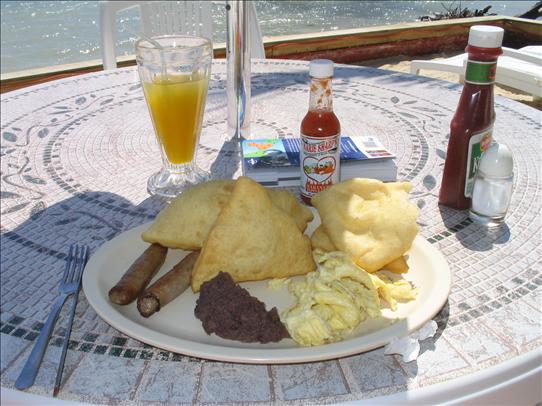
384,320 -> 438,362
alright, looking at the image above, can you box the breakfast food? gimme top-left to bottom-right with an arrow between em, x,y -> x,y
137,251 -> 200,318
141,179 -> 313,249
279,250 -> 381,346
195,272 -> 290,343
106,176 -> 421,348
310,225 -> 337,252
311,225 -> 409,274
141,180 -> 235,250
371,270 -> 417,311
109,243 -> 168,305
382,257 -> 409,274
267,189 -> 314,232
279,250 -> 417,346
191,177 -> 315,292
311,178 -> 419,272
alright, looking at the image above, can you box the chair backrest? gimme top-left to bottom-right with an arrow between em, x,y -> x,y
502,46 -> 542,66
100,0 -> 265,70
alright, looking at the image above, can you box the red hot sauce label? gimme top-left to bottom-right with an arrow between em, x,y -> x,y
300,133 -> 341,199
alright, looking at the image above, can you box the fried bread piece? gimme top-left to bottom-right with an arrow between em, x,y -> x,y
191,177 -> 316,292
141,180 -> 234,250
141,180 -> 313,249
311,225 -> 409,273
312,178 -> 418,272
267,189 -> 313,232
310,225 -> 337,252
381,256 -> 409,274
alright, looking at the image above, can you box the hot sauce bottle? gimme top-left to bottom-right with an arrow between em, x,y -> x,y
439,25 -> 503,210
300,59 -> 341,204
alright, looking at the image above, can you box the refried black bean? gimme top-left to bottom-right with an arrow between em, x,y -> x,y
194,272 -> 290,343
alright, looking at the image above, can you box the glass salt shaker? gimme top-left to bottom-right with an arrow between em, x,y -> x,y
469,143 -> 514,227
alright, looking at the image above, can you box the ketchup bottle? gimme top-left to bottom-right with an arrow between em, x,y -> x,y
439,25 -> 503,210
300,59 -> 341,204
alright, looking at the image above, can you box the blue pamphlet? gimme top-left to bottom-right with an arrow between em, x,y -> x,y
242,136 -> 394,170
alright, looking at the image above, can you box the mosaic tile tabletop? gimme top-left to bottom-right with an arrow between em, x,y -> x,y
1,60 -> 541,405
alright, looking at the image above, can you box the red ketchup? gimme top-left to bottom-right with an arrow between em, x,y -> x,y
439,25 -> 504,210
300,59 -> 341,205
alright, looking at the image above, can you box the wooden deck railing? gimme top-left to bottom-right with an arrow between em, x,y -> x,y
2,16 -> 540,94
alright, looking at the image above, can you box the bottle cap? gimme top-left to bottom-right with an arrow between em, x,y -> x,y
468,25 -> 504,48
309,59 -> 334,78
479,142 -> 513,178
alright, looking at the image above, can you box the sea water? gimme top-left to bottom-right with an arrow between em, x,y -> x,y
0,1 -> 536,74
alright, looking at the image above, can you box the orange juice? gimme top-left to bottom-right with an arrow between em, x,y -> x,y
143,74 -> 208,164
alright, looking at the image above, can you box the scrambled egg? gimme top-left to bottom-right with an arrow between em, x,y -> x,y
277,250 -> 417,346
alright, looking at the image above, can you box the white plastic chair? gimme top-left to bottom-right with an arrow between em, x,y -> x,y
100,0 -> 265,70
410,46 -> 542,97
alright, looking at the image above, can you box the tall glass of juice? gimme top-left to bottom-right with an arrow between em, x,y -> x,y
136,35 -> 212,198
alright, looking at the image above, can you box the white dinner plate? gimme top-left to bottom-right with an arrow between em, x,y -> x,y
83,211 -> 451,364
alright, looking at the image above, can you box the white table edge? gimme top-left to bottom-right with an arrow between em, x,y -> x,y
2,348 -> 540,405
337,347 -> 542,405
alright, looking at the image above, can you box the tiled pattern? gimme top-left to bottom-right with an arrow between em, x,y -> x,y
63,354 -> 146,403
1,61 -> 541,404
137,360 -> 201,404
198,363 -> 272,403
340,347 -> 409,395
2,334 -> 85,396
272,361 -> 349,401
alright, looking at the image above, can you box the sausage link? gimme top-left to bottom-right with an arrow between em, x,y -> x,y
137,251 -> 199,317
109,243 -> 168,305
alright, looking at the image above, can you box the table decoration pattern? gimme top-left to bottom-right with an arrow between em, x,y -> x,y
1,60 -> 540,404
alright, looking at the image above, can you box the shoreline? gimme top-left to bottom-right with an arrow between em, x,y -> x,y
1,16 -> 540,109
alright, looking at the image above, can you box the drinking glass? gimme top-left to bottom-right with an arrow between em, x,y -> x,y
136,35 -> 212,198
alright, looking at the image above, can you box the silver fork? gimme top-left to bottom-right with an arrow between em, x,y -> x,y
15,244 -> 89,390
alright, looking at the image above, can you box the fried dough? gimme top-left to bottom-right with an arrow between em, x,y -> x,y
381,256 -> 409,274
141,180 -> 234,250
191,177 -> 315,292
310,225 -> 337,252
311,225 -> 409,273
142,179 -> 312,249
267,189 -> 313,232
311,178 -> 418,272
